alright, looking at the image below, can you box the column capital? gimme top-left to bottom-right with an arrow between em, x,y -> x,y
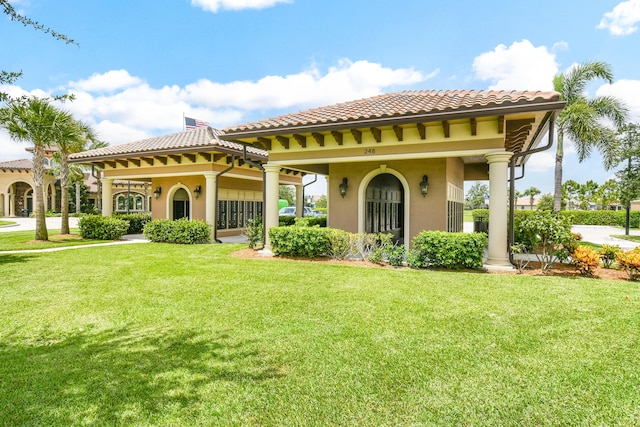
203,172 -> 218,179
485,151 -> 513,164
101,177 -> 114,183
263,163 -> 281,173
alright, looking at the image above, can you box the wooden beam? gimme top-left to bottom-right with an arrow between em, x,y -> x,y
155,156 -> 167,165
95,162 -> 105,169
498,115 -> 504,134
183,153 -> 196,163
129,158 -> 140,167
417,123 -> 426,140
331,131 -> 343,145
470,118 -> 477,136
351,129 -> 362,144
116,159 -> 128,168
442,120 -> 450,138
104,161 -> 116,168
169,154 -> 181,164
140,157 -> 154,166
293,134 -> 307,148
276,135 -> 289,149
198,152 -> 212,162
257,137 -> 272,150
393,125 -> 403,141
226,156 -> 233,164
213,153 -> 226,162
370,127 -> 382,143
238,159 -> 245,166
312,132 -> 325,146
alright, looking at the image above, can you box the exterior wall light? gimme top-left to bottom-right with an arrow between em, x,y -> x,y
153,187 -> 162,199
420,175 -> 429,197
194,185 -> 202,199
339,178 -> 348,198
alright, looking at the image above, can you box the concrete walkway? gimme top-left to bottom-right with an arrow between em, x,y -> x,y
0,216 -> 247,253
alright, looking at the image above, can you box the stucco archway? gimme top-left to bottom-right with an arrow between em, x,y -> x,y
166,184 -> 193,220
357,166 -> 410,248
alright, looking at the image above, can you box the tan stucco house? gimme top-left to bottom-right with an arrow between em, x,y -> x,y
71,89 -> 564,268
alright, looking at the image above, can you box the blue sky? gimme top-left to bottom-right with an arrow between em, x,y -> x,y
2,0 -> 640,196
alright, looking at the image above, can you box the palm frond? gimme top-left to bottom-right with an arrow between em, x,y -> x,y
561,61 -> 614,103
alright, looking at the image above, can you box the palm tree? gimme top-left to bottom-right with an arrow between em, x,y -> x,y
54,116 -> 101,234
522,187 -> 541,209
0,97 -> 70,240
553,61 -> 628,211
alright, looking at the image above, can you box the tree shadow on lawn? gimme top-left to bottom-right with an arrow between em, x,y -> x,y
0,327 -> 283,425
0,253 -> 38,266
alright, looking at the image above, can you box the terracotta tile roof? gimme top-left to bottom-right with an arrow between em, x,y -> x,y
0,158 -> 33,170
224,90 -> 562,133
70,126 -> 267,161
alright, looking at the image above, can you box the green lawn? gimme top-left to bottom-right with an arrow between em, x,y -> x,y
1,244 -> 639,426
612,234 -> 640,243
0,220 -> 16,227
0,229 -> 110,251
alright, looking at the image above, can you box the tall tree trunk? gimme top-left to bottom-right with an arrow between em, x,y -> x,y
76,181 -> 81,214
553,129 -> 564,212
32,145 -> 48,241
60,152 -> 70,235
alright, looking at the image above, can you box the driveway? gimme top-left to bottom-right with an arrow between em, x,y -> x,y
0,217 -> 80,232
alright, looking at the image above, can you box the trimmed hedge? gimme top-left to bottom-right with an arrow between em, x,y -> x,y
278,216 -> 327,227
143,218 -> 211,244
269,226 -> 330,258
559,210 -> 640,228
113,212 -> 152,234
411,231 -> 487,270
78,215 -> 130,240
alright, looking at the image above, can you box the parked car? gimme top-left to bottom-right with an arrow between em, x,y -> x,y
278,206 -> 314,216
312,210 -> 326,217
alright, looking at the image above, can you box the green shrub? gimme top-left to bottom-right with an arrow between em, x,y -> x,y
269,226 -> 330,258
143,218 -> 211,244
326,228 -> 351,259
558,210 -> 640,228
411,231 -> 487,270
279,216 -> 326,227
518,211 -> 573,273
386,245 -> 405,267
113,212 -> 152,234
78,215 -> 130,240
599,244 -> 622,269
472,209 -> 489,220
244,216 -> 263,249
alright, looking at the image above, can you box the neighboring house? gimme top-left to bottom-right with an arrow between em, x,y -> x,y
0,155 -> 58,217
70,89 -> 563,268
515,196 -> 539,210
0,150 -> 151,217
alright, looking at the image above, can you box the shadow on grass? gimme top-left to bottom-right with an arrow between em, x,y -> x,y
0,327 -> 282,425
0,253 -> 38,265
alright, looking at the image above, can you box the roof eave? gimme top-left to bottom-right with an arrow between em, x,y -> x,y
70,144 -> 268,163
223,100 -> 567,140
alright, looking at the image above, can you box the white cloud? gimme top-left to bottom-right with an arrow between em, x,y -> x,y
598,0 -> 640,36
70,69 -> 143,93
0,59 -> 430,162
596,79 -> 640,122
191,0 -> 291,13
183,59 -> 430,110
472,39 -> 558,91
525,151 -> 555,173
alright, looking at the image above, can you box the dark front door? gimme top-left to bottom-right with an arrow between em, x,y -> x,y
172,188 -> 190,220
365,173 -> 404,243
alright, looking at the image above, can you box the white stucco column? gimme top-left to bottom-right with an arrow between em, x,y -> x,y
262,163 -> 281,253
295,184 -> 303,217
485,151 -> 513,268
204,173 -> 217,243
101,178 -> 113,217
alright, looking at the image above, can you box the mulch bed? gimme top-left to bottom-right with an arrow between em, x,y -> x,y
230,249 -> 634,281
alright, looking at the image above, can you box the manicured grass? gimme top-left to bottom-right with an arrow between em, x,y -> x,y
0,220 -> 16,227
1,244 -> 640,426
612,234 -> 640,243
0,228 -> 110,251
